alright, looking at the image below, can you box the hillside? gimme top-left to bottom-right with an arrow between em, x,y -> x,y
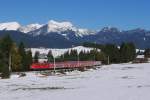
0,63 -> 150,100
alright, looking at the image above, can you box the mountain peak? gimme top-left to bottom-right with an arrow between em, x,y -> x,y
101,27 -> 120,33
0,20 -> 94,37
48,20 -> 73,27
47,20 -> 74,32
0,22 -> 21,31
19,23 -> 43,33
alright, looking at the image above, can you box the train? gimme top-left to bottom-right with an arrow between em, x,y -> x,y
31,61 -> 101,70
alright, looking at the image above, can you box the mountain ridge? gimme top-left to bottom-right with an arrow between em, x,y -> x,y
0,20 -> 95,37
0,20 -> 150,49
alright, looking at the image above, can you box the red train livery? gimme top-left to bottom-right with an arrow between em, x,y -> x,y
31,61 -> 101,70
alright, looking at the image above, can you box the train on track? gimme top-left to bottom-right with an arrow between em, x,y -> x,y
31,61 -> 101,70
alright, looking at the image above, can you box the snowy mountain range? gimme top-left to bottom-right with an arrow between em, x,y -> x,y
0,20 -> 95,37
0,22 -> 21,31
0,20 -> 150,48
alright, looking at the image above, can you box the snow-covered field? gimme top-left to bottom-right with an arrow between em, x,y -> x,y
0,63 -> 150,100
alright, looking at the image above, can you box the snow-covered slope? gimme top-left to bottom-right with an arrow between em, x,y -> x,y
28,20 -> 95,37
0,22 -> 21,31
46,20 -> 95,37
0,20 -> 95,37
30,46 -> 95,57
0,63 -> 150,100
18,23 -> 43,33
47,20 -> 75,33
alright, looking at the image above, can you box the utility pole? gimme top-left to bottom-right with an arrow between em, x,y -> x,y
9,53 -> 12,73
93,54 -> 96,66
53,57 -> 56,74
63,53 -> 65,67
77,53 -> 79,67
107,56 -> 110,65
63,53 -> 65,61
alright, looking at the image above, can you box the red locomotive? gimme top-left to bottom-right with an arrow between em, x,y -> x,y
31,61 -> 101,70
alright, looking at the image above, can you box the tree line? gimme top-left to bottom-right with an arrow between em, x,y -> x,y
55,49 -> 105,62
0,35 -> 32,78
34,42 -> 137,65
1,35 -> 150,79
83,42 -> 136,64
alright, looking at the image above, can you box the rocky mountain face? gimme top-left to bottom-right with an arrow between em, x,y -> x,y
0,21 -> 150,49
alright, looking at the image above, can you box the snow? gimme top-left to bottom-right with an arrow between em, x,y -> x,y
136,55 -> 144,58
0,22 -> 21,31
136,49 -> 145,53
76,28 -> 95,37
0,63 -> 150,100
0,20 -> 96,37
30,46 -> 95,57
47,20 -> 95,37
19,23 -> 43,33
47,20 -> 74,33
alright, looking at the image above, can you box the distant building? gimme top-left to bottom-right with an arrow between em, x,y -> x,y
147,58 -> 150,62
144,49 -> 150,62
133,55 -> 148,63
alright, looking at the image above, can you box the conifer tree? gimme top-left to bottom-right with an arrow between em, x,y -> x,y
0,35 -> 13,78
11,43 -> 22,72
34,51 -> 39,63
18,42 -> 28,71
102,44 -> 120,63
47,50 -> 53,62
26,50 -> 33,70
120,42 -> 136,63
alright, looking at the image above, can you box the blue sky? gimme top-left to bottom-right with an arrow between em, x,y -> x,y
0,0 -> 149,30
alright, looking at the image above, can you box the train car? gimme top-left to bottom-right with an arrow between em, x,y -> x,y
30,61 -> 101,70
31,63 -> 50,70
